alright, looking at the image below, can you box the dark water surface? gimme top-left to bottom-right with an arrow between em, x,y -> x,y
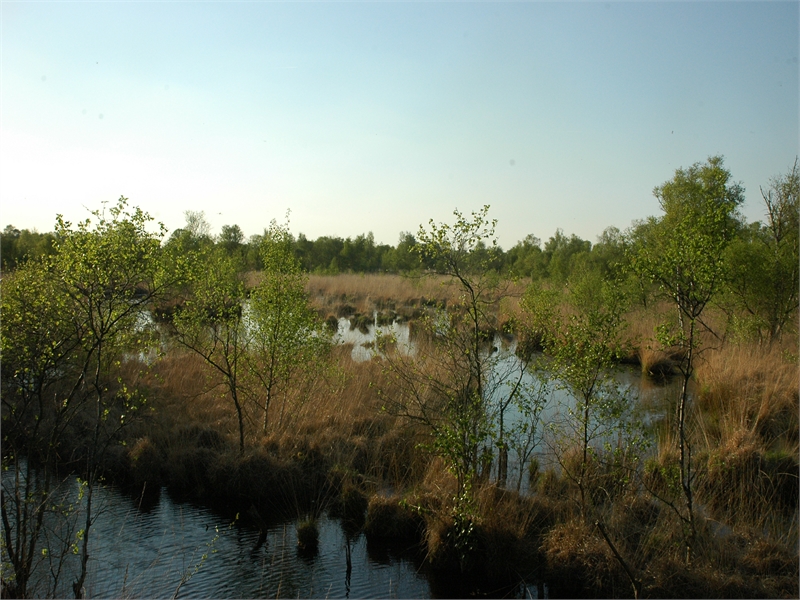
40,482 -> 433,598
10,471 -> 548,598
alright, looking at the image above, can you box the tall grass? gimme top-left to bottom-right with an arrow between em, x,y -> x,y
691,342 -> 799,551
307,273 -> 454,314
694,342 -> 799,450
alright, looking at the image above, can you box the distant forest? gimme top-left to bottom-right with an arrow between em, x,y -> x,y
0,216 -> 641,284
1,157 -> 797,296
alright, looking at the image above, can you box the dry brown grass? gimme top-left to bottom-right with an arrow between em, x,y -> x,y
146,351 -> 241,442
536,491 -> 798,599
698,428 -> 798,531
694,342 -> 799,450
306,273 -> 456,315
624,303 -> 677,375
302,274 -> 529,333
131,346 -> 438,513
364,494 -> 426,541
541,518 -> 629,597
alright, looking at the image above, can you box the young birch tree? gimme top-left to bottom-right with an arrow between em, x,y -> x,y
522,268 -> 638,518
172,246 -> 249,455
2,198 -> 171,597
629,156 -> 744,562
1,260 -> 83,598
247,220 -> 331,433
54,200 -> 171,598
378,208 -> 539,539
724,159 -> 799,343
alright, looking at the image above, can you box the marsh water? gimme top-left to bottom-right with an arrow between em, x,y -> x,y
11,316 -> 679,598
14,471 -> 550,599
15,474 -> 433,598
335,315 -> 677,490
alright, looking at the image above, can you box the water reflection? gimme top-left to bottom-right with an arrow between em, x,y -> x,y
98,310 -> 680,597
330,318 -> 681,492
5,470 -> 431,599
333,314 -> 414,362
481,338 -> 681,492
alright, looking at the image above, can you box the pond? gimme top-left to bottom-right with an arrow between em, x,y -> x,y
332,318 -> 679,491
332,314 -> 414,362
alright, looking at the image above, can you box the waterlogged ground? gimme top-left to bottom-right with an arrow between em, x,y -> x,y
334,316 -> 679,492
15,314 -> 678,598
15,475 -> 554,598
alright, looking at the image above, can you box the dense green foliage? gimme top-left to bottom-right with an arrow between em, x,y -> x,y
629,156 -> 747,562
0,226 -> 57,270
171,244 -> 250,454
723,159 -> 799,343
523,268 -> 642,517
4,162 -> 797,326
0,211 -> 628,281
1,198 -> 175,597
378,207 -> 550,574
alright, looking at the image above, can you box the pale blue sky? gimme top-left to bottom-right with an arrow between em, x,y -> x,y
1,1 -> 797,248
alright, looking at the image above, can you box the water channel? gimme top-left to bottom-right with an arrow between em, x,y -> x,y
12,470 -> 552,598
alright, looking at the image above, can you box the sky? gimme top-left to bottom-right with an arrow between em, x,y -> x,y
1,1 -> 798,249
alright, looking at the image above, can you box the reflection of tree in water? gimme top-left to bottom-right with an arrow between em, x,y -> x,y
344,529 -> 353,598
